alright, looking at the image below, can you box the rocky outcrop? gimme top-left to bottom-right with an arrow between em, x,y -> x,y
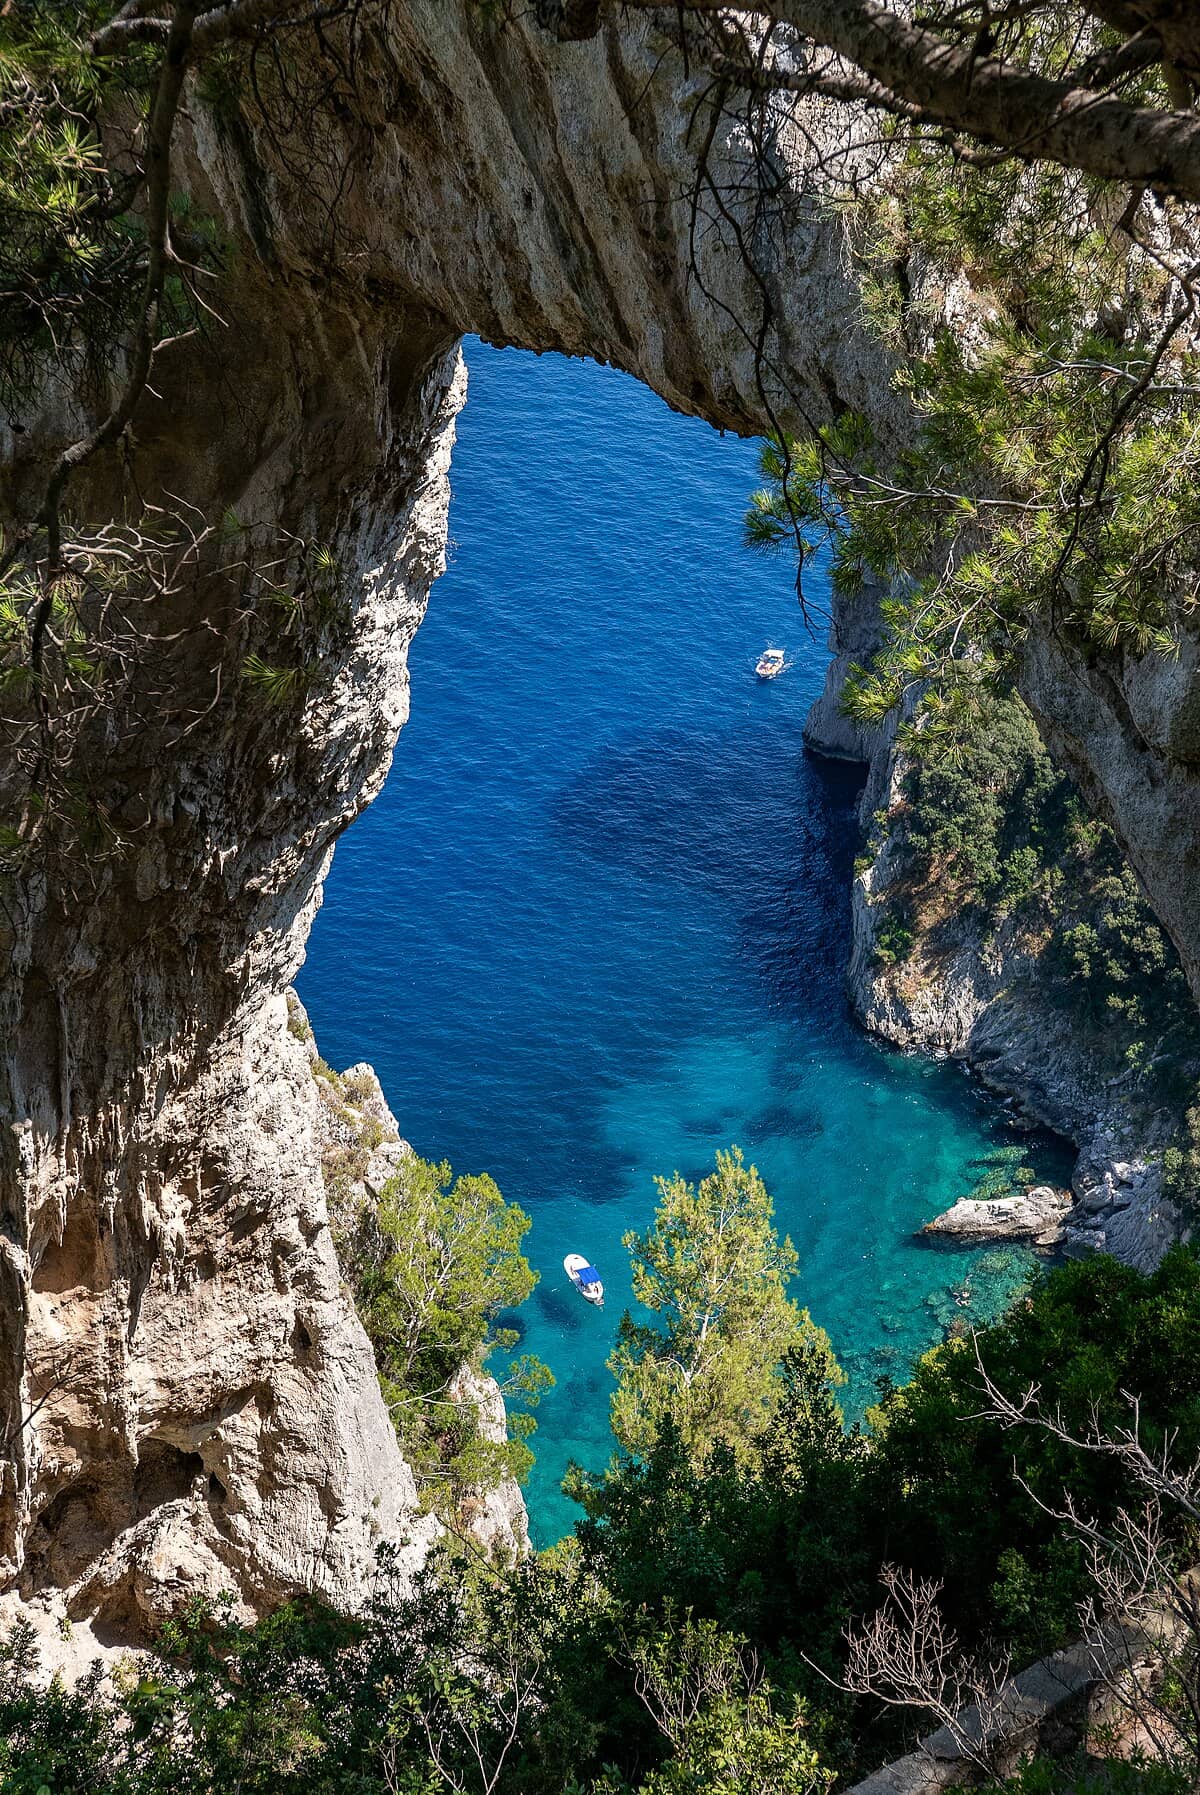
8,981 -> 443,1637
444,1365 -> 531,1563
924,1186 -> 1073,1247
297,997 -> 530,1565
2,0 -> 1198,1629
1061,1144 -> 1182,1268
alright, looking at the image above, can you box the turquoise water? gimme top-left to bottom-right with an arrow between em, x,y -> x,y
298,343 -> 1072,1545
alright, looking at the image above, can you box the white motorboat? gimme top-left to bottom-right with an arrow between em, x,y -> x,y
756,645 -> 786,679
564,1253 -> 604,1307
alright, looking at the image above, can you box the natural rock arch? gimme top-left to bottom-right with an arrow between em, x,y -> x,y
2,0 -> 1198,1635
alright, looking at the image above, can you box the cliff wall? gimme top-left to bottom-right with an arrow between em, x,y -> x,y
805,594 -> 1190,1270
0,326 -> 465,1630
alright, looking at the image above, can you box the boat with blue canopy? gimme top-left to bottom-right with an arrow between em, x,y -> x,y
563,1253 -> 604,1307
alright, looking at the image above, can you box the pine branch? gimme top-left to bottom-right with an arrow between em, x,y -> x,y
551,0 -> 1200,203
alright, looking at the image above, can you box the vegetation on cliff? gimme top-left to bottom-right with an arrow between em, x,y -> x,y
6,1156 -> 1200,1794
307,1049 -> 551,1522
873,690 -> 1200,1086
734,15 -> 1200,1195
743,132 -> 1200,721
343,1150 -> 552,1507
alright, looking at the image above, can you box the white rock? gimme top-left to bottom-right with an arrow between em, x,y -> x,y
924,1186 -> 1073,1244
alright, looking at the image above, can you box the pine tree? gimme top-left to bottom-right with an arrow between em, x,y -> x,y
609,1147 -> 828,1463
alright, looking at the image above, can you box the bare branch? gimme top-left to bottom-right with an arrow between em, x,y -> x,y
840,1565 -> 1013,1772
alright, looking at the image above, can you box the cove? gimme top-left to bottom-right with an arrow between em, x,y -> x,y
299,341 -> 1073,1546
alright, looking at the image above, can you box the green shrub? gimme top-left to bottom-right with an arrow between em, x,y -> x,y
1163,1094 -> 1200,1220
343,1152 -> 551,1510
901,691 -> 1069,912
873,904 -> 915,967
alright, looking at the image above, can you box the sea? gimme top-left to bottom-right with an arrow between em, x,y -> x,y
298,340 -> 1073,1546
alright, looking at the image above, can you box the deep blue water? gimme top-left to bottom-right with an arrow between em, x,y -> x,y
299,343 -> 1071,1545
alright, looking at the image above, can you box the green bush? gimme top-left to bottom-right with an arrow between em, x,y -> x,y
873,904 -> 915,967
902,692 -> 1069,913
341,1152 -> 551,1514
1163,1094 -> 1200,1220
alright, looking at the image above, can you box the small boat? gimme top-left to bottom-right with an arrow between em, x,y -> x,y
564,1253 -> 604,1307
756,645 -> 786,679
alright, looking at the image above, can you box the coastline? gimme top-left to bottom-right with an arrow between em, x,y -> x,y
804,600 -> 1187,1274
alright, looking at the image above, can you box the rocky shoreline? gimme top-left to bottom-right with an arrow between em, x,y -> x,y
804,600 -> 1188,1274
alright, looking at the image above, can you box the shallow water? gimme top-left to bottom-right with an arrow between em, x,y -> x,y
299,342 -> 1073,1545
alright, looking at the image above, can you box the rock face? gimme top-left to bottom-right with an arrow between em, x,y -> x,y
1,0 -> 1198,1629
444,1366 -> 532,1564
1021,623 -> 1200,1009
0,332 -> 463,1631
1063,1146 -> 1182,1268
803,576 -> 891,766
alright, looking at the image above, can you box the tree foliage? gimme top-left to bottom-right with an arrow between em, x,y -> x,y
742,114 -> 1200,721
340,1151 -> 552,1512
607,1147 -> 834,1463
0,1 -> 166,410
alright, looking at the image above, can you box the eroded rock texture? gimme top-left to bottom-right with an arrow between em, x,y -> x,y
0,279 -> 463,1627
2,0 -> 1198,1630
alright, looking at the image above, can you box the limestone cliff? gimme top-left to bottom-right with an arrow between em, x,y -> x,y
3,0 -> 1199,1631
294,998 -> 529,1564
805,636 -> 1190,1270
0,339 -> 464,1630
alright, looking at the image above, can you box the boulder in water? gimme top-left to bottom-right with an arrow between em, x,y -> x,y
923,1184 -> 1073,1247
